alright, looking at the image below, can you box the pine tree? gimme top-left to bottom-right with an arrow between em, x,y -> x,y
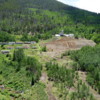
31,77 -> 35,86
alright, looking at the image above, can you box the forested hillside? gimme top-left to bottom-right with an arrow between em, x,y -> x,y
0,0 -> 100,43
0,0 -> 100,100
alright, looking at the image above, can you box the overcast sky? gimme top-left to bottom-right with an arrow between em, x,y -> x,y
57,0 -> 100,13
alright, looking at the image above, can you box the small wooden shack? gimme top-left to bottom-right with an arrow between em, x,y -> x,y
8,42 -> 15,45
16,46 -> 23,49
0,42 -> 8,45
1,50 -> 10,54
24,41 -> 31,44
7,46 -> 14,49
31,41 -> 36,44
0,85 -> 5,90
15,42 -> 23,44
32,46 -> 37,49
23,46 -> 30,49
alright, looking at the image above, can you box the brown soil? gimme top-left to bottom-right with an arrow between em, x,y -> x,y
40,37 -> 96,59
45,37 -> 95,52
40,72 -> 57,100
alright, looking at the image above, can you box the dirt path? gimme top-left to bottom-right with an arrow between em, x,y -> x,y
40,71 -> 57,100
78,71 -> 100,100
46,82 -> 57,100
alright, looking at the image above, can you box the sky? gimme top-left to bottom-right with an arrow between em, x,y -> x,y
57,0 -> 100,13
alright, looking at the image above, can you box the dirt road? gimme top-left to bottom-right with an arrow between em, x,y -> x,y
40,72 -> 57,100
78,71 -> 100,100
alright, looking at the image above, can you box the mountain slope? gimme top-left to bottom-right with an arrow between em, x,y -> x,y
0,0 -> 100,100
0,0 -> 100,42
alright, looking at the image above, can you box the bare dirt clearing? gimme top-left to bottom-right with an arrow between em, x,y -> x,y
45,37 -> 96,52
41,37 -> 96,59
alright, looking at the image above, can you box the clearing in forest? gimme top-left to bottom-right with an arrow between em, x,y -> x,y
41,37 -> 96,59
45,37 -> 96,52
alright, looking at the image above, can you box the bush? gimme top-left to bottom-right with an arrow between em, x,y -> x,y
13,49 -> 25,62
0,31 -> 15,42
42,46 -> 47,52
46,62 -> 75,87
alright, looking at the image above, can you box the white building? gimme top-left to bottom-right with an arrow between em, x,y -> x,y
55,34 -> 60,37
1,50 -> 10,54
64,34 -> 74,37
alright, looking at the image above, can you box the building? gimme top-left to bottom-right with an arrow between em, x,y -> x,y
32,46 -> 37,49
0,85 -> 5,89
31,41 -> 36,44
55,30 -> 64,37
55,30 -> 74,38
59,30 -> 64,36
23,46 -> 30,49
55,34 -> 60,37
15,42 -> 23,44
7,46 -> 14,49
16,46 -> 23,49
1,50 -> 10,54
8,42 -> 15,45
0,42 -> 8,45
24,41 -> 31,44
64,34 -> 74,37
